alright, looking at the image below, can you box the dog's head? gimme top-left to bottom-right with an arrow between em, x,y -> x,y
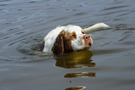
52,25 -> 93,56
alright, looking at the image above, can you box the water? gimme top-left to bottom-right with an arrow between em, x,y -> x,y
0,0 -> 135,90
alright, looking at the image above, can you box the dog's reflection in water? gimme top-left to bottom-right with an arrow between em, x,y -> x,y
55,49 -> 95,69
55,49 -> 96,90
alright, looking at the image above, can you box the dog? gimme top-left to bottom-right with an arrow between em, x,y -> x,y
41,23 -> 110,56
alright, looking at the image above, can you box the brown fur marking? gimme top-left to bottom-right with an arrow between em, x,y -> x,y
52,30 -> 74,56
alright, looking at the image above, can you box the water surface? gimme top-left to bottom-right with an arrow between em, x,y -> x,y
0,0 -> 135,90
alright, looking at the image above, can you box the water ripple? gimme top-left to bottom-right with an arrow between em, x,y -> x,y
102,5 -> 129,11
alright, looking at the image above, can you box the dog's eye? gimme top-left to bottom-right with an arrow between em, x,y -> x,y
82,31 -> 85,34
72,35 -> 76,38
70,32 -> 76,39
70,34 -> 76,39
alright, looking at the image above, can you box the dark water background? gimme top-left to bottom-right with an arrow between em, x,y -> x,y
0,0 -> 135,90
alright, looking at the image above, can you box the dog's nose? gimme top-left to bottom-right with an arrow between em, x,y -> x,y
83,35 -> 90,40
83,35 -> 93,47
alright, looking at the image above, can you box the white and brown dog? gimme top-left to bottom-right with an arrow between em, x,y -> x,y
41,23 -> 110,56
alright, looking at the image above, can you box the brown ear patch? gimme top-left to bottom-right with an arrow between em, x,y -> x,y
52,31 -> 64,56
52,30 -> 73,56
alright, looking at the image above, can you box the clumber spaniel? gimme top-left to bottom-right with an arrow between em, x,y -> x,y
41,23 -> 109,56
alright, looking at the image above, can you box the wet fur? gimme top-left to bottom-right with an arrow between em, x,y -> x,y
52,30 -> 73,56
41,25 -> 93,56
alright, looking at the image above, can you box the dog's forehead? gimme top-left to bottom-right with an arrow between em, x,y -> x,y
64,25 -> 82,33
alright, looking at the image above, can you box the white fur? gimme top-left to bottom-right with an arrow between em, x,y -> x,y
64,25 -> 85,50
84,23 -> 110,33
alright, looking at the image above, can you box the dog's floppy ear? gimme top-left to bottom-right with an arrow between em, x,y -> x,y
52,31 -> 65,56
